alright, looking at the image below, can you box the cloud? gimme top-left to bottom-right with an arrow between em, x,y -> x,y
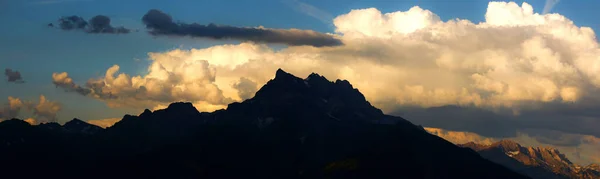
283,0 -> 333,25
0,95 -> 61,123
52,72 -> 92,95
0,97 -> 24,120
425,127 -> 496,145
5,68 -> 24,83
56,16 -> 88,30
53,59 -> 235,110
87,15 -> 131,34
542,0 -> 560,14
50,15 -> 131,34
56,2 -> 599,141
232,77 -> 258,100
141,9 -> 342,47
27,95 -> 61,123
426,127 -> 600,166
87,117 -> 120,128
396,103 -> 600,142
24,118 -> 36,125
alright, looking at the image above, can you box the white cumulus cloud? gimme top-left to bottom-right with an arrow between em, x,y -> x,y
53,1 -> 599,121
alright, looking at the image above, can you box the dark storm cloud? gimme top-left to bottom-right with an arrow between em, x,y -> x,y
394,101 -> 600,146
88,15 -> 130,34
57,15 -> 88,30
522,128 -> 585,147
141,9 -> 343,47
50,15 -> 131,34
395,105 -> 519,138
4,68 -> 24,83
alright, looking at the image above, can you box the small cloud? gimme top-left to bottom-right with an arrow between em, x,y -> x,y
27,95 -> 61,123
543,0 -> 560,14
52,72 -> 92,96
283,0 -> 334,26
57,16 -> 88,31
88,15 -> 131,34
24,118 -> 37,125
0,97 -> 24,121
425,127 -> 497,145
50,15 -> 131,34
4,68 -> 24,83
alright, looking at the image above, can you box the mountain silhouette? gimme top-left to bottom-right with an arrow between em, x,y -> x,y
460,140 -> 600,179
0,69 -> 529,179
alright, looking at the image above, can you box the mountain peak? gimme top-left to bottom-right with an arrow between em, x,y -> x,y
305,72 -> 328,81
274,68 -> 297,81
459,141 -> 489,151
461,140 -> 597,179
38,122 -> 62,130
335,79 -> 353,89
64,118 -> 85,125
166,102 -> 198,113
492,140 -> 521,151
251,69 -> 384,122
586,164 -> 600,170
140,109 -> 153,117
0,118 -> 31,128
275,68 -> 286,75
63,118 -> 102,134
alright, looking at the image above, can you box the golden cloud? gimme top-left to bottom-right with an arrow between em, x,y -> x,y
53,2 -> 599,112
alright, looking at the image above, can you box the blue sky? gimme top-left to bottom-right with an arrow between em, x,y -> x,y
0,0 -> 598,121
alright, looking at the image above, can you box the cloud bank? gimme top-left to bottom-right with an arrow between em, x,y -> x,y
54,1 -> 600,161
4,68 -> 24,83
141,9 -> 342,47
53,59 -> 234,110
50,15 -> 131,34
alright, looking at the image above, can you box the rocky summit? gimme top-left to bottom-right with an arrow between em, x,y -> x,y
460,140 -> 600,179
0,69 -> 529,179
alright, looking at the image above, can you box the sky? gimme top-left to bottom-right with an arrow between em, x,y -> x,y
1,0 -> 599,165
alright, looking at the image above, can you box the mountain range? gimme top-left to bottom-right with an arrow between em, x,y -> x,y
0,69 -> 529,179
460,140 -> 600,179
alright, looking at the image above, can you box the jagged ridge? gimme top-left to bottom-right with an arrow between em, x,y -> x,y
0,69 -> 529,179
460,140 -> 600,179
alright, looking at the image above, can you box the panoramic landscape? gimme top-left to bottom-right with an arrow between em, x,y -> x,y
1,0 -> 599,178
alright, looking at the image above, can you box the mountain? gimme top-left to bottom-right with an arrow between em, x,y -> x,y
459,140 -> 600,179
0,69 -> 529,179
64,118 -> 104,134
